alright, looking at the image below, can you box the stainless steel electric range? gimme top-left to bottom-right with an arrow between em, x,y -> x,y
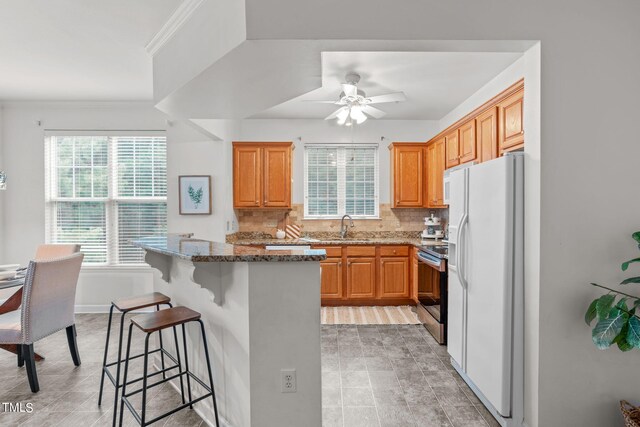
415,245 -> 448,344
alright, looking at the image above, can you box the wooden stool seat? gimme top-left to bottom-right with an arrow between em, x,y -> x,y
131,306 -> 201,333
112,292 -> 171,312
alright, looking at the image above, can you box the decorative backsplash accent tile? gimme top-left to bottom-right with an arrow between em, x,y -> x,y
233,204 -> 448,238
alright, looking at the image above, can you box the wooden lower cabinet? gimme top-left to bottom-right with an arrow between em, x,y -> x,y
379,257 -> 409,298
346,257 -> 376,299
317,244 -> 415,305
320,258 -> 342,299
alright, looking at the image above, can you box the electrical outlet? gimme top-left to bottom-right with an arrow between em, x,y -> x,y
281,369 -> 297,393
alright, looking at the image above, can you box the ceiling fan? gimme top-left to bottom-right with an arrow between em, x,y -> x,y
308,73 -> 407,126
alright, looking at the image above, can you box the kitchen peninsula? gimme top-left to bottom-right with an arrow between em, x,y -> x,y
133,236 -> 326,427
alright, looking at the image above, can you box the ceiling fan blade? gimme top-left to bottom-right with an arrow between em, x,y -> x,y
342,84 -> 358,97
366,92 -> 406,104
304,100 -> 343,104
361,105 -> 387,119
325,106 -> 348,121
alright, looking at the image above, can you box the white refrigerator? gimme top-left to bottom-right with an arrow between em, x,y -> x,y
447,153 -> 524,427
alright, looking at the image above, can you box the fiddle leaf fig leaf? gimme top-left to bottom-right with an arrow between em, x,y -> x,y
632,232 -> 640,244
592,310 -> 629,349
585,299 -> 599,325
596,294 -> 616,320
622,258 -> 640,271
621,277 -> 640,285
627,316 -> 640,348
614,323 -> 634,351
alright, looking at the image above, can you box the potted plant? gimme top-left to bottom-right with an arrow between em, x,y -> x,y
585,231 -> 640,426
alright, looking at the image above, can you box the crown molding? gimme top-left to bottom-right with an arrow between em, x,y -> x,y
145,0 -> 205,57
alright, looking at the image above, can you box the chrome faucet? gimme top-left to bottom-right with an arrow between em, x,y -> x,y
340,214 -> 355,239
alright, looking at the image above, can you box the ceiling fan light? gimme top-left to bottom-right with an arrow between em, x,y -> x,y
336,107 -> 349,124
350,106 -> 367,124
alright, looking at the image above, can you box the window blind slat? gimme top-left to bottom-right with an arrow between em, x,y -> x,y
46,135 -> 167,265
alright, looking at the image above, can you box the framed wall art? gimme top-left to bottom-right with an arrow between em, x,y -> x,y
179,175 -> 212,215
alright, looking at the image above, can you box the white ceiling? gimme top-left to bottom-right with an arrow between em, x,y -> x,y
0,0 -> 181,101
252,51 -> 523,120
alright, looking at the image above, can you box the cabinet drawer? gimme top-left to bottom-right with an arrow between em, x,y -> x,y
313,246 -> 342,257
379,246 -> 409,257
346,246 -> 376,257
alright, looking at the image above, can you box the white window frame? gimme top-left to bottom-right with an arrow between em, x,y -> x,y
303,144 -> 379,219
44,131 -> 167,267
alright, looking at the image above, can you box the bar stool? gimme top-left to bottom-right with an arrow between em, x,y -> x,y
98,292 -> 185,426
119,306 -> 220,427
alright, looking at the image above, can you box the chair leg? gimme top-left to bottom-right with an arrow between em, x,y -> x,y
118,324 -> 134,427
23,344 -> 39,393
66,325 -> 81,366
172,325 -> 186,405
198,320 -> 220,427
157,305 -> 166,380
112,312 -> 126,427
98,304 -> 115,406
17,344 -> 24,367
181,324 -> 193,409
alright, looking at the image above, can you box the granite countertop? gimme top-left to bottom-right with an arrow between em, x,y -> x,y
133,236 -> 327,262
229,236 -> 447,248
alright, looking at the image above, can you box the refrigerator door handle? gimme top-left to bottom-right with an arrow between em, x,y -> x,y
457,213 -> 469,289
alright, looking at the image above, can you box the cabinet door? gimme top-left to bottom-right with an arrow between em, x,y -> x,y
392,145 -> 425,207
498,89 -> 524,152
320,258 -> 342,299
459,120 -> 477,164
445,129 -> 460,168
233,145 -> 262,207
427,138 -> 446,207
476,107 -> 498,163
379,257 -> 410,298
263,145 -> 291,208
347,257 -> 376,299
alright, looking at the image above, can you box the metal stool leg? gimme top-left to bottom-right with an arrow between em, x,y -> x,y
118,323 -> 134,427
111,312 -> 126,427
156,305 -> 166,380
198,319 -> 220,427
140,333 -> 151,426
172,325 -> 186,404
98,304 -> 115,406
181,324 -> 193,409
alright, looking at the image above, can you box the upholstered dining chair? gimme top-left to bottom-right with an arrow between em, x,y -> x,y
0,253 -> 84,392
35,244 -> 81,260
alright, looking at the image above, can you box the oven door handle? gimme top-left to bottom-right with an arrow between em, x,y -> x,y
417,252 -> 443,270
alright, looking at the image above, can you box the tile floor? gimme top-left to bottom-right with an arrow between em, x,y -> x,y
321,324 -> 500,427
0,314 -> 205,426
0,315 -> 499,427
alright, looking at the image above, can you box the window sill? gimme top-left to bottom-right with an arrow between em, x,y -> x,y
303,216 -> 381,221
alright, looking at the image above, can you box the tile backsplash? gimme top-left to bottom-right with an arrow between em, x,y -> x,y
234,204 -> 448,238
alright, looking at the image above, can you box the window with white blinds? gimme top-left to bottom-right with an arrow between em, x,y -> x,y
304,145 -> 379,219
45,135 -> 167,265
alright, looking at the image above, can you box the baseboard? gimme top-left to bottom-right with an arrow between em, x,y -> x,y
152,361 -> 230,427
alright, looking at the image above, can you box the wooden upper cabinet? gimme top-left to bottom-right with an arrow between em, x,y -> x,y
232,142 -> 292,209
233,145 -> 262,207
347,257 -> 376,299
427,137 -> 446,207
498,88 -> 524,152
379,257 -> 410,299
320,258 -> 343,299
445,129 -> 460,168
263,145 -> 291,207
458,120 -> 477,164
390,143 -> 425,208
476,107 -> 498,163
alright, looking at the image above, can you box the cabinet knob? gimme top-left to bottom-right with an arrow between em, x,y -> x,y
520,130 -> 524,134
393,250 -> 397,254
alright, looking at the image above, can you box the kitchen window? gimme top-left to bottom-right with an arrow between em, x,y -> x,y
304,145 -> 379,219
44,133 -> 167,265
